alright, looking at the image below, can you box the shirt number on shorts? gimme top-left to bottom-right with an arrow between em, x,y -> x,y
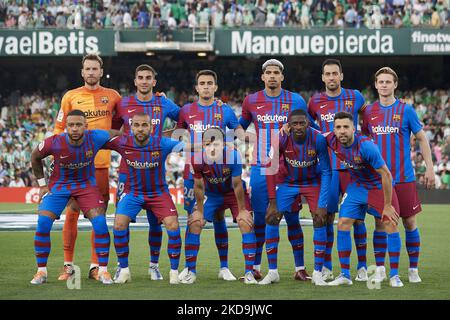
184,187 -> 195,201
340,193 -> 348,205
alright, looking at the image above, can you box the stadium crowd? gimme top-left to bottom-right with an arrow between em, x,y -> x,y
0,86 -> 449,188
0,0 -> 448,30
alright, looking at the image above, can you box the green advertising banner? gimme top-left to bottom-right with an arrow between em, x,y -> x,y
0,30 -> 115,56
213,28 -> 450,56
410,29 -> 450,55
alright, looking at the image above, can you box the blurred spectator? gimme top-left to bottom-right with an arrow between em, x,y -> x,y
9,174 -> 25,187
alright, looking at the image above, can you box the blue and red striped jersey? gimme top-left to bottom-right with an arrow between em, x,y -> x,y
192,148 -> 242,195
308,88 -> 365,170
38,130 -> 110,191
113,94 -> 180,174
113,94 -> 180,135
177,100 -> 240,180
361,99 -> 422,183
279,128 -> 331,187
326,132 -> 386,190
104,135 -> 184,196
239,89 -> 312,167
267,128 -> 331,207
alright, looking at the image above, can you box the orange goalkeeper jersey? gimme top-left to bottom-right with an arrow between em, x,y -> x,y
54,86 -> 121,169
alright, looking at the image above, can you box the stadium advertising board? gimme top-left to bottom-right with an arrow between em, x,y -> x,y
214,28 -> 450,56
0,30 -> 115,56
0,187 -> 184,204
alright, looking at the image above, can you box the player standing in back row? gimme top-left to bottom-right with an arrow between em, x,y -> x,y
239,59 -> 316,279
307,59 -> 367,281
362,67 -> 435,283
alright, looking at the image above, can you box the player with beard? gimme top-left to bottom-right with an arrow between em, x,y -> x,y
30,110 -> 120,285
54,54 -> 121,282
111,64 -> 180,281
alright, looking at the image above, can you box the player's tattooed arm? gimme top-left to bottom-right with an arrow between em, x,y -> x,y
31,147 -> 48,202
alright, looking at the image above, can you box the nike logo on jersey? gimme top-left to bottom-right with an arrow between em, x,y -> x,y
60,155 -> 69,159
99,200 -> 104,204
413,204 -> 420,210
371,116 -> 378,120
127,109 -> 136,113
189,115 -> 197,119
125,151 -> 133,155
257,106 -> 266,109
285,150 -> 294,153
170,209 -> 177,212
320,104 -> 327,109
77,101 -> 85,104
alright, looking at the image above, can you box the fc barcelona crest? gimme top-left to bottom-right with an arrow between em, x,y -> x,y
86,150 -> 93,158
353,156 -> 362,164
223,167 -> 231,175
307,149 -> 316,157
214,113 -> 222,121
101,96 -> 109,104
152,151 -> 160,158
393,114 -> 401,122
153,106 -> 161,113
282,104 -> 290,111
345,100 -> 353,108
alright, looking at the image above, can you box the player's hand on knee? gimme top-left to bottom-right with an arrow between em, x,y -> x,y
237,209 -> 253,229
266,210 -> 282,225
188,210 -> 206,228
382,204 -> 400,226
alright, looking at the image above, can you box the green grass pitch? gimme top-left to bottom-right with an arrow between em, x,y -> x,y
0,204 -> 449,300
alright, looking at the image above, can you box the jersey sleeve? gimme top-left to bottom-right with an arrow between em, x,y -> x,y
111,100 -> 124,130
164,97 -> 181,121
316,134 -> 331,209
102,135 -> 122,152
224,105 -> 240,129
360,108 -> 370,136
239,96 -> 252,130
406,104 -> 423,134
176,107 -> 187,129
192,163 -> 203,179
230,150 -> 243,177
54,92 -> 72,134
161,137 -> 185,154
307,97 -> 317,121
91,129 -> 112,148
293,93 -> 320,130
354,90 -> 366,113
361,140 -> 386,170
37,136 -> 55,158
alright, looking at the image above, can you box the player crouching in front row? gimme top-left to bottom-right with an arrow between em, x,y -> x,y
105,113 -> 185,285
325,112 -> 404,288
264,109 -> 332,286
178,127 -> 257,284
30,110 -> 120,285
